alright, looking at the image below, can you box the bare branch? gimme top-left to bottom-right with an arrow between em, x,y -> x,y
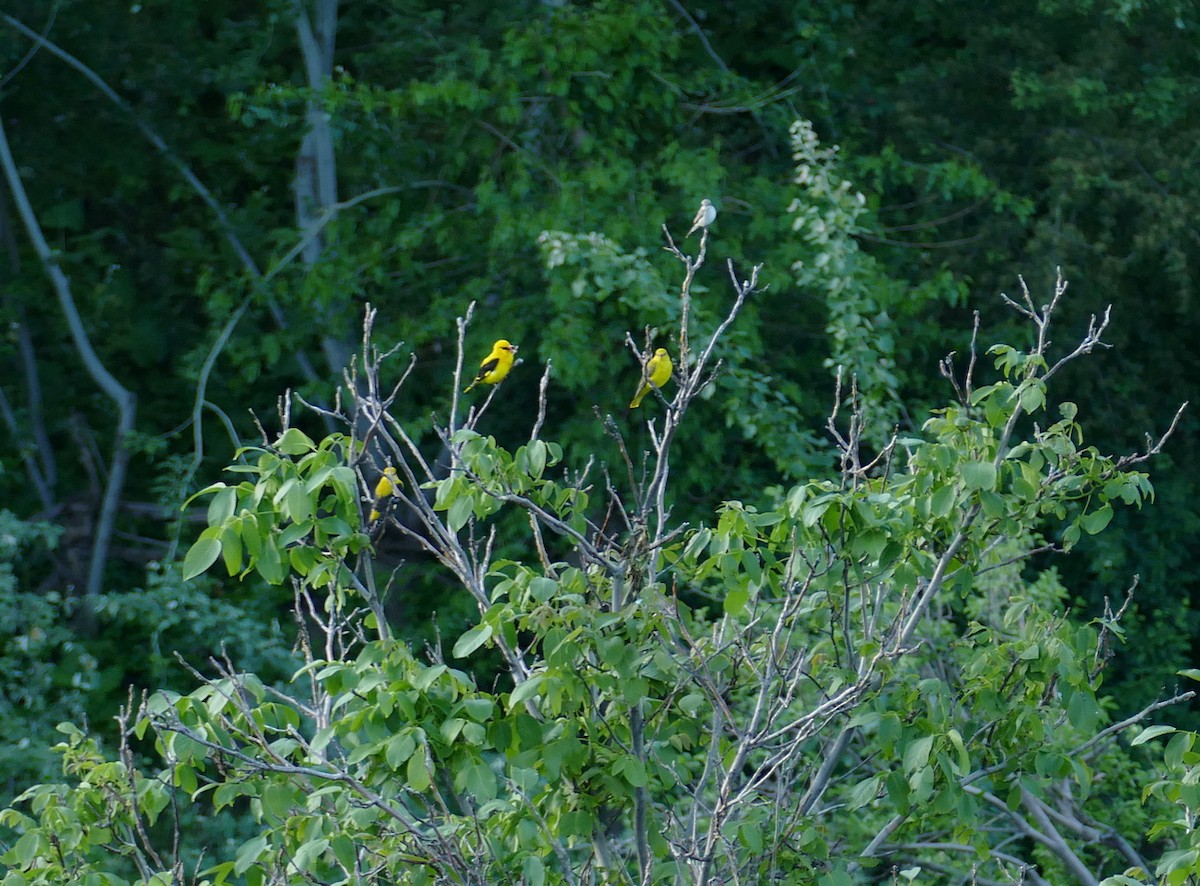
1071,690 -> 1195,760
0,114 -> 136,605
531,359 -> 553,442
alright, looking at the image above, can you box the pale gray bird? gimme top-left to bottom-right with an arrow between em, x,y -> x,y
686,198 -> 717,238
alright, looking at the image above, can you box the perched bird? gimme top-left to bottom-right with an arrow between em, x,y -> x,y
463,339 -> 518,393
368,466 -> 401,522
629,348 -> 673,409
686,198 -> 717,238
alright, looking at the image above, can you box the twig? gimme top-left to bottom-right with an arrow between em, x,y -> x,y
1071,690 -> 1195,759
531,360 -> 552,441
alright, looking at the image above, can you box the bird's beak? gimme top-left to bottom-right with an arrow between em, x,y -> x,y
510,344 -> 519,352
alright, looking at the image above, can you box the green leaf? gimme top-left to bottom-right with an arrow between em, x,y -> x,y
961,461 -> 996,491
434,476 -> 459,510
683,528 -> 712,560
1061,523 -> 1082,551
739,820 -> 765,853
280,521 -> 314,548
802,495 -> 836,528
818,871 -> 854,886
1067,691 -> 1100,732
679,692 -> 706,717
329,466 -> 359,506
724,587 -> 750,617
293,837 -> 328,871
846,775 -> 882,811
441,718 -> 465,743
1155,848 -> 1199,877
12,831 -> 47,865
455,757 -> 498,801
257,536 -> 286,584
1018,379 -> 1046,414
619,755 -> 648,787
276,428 -> 316,455
462,697 -> 494,721
909,764 -> 934,802
979,490 -> 1005,519
385,732 -> 417,769
528,439 -> 547,478
234,835 -> 268,875
1131,725 -> 1177,746
448,494 -> 474,533
183,527 -> 223,580
407,749 -> 431,792
285,481 -> 313,523
220,524 -> 244,575
453,624 -> 493,658
1164,730 -> 1193,768
207,484 -> 237,523
946,728 -> 970,775
261,782 -> 294,821
184,480 -> 231,509
984,390 -> 1012,428
331,834 -> 356,871
414,663 -> 448,691
903,735 -> 935,775
272,477 -> 297,509
1081,504 -> 1114,535
522,855 -> 546,886
529,576 -> 557,602
509,674 -> 545,708
930,484 -> 957,518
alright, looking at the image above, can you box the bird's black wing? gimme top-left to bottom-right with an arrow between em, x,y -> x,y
475,356 -> 501,379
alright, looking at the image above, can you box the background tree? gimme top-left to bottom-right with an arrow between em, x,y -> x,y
1,0 -> 1198,851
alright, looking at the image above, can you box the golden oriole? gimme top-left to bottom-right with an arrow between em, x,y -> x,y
463,339 -> 518,393
629,348 -> 673,409
368,466 -> 400,522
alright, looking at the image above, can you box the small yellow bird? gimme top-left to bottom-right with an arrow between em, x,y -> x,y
463,339 -> 518,393
368,466 -> 400,522
629,348 -> 673,409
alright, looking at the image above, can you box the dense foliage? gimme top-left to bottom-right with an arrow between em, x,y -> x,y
1,239 -> 1195,884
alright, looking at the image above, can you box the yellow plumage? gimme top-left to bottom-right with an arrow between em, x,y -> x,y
629,348 -> 673,409
463,339 -> 518,393
368,466 -> 400,522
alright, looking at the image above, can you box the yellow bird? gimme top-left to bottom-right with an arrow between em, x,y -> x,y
368,466 -> 400,522
629,348 -> 673,409
463,339 -> 518,393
